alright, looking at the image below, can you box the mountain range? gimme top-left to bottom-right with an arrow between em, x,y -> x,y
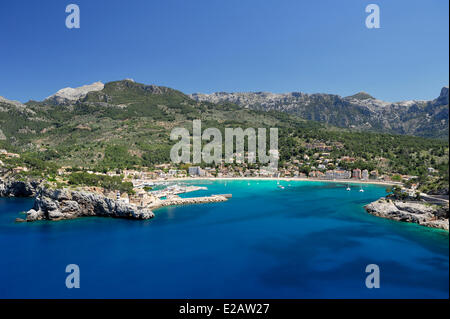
2,80 -> 448,138
1,79 -> 304,168
190,87 -> 449,139
0,80 -> 448,182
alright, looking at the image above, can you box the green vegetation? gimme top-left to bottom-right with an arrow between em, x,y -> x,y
346,92 -> 374,100
386,186 -> 409,200
1,79 -> 448,194
67,172 -> 134,194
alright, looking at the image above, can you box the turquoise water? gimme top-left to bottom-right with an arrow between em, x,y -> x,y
0,180 -> 448,298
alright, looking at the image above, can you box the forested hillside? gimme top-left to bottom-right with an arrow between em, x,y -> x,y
1,80 -> 448,192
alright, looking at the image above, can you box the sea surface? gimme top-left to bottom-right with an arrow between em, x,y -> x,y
0,180 -> 448,298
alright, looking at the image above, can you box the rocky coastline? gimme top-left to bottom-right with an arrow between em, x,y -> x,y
0,179 -> 41,197
20,188 -> 155,222
1,178 -> 230,222
364,198 -> 449,231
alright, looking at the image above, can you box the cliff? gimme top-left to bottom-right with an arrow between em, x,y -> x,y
22,188 -> 154,221
0,179 -> 41,197
1,178 -> 229,222
364,198 -> 449,230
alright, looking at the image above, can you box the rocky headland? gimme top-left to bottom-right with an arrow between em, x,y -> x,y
20,188 -> 155,222
1,178 -> 230,222
20,189 -> 230,222
364,198 -> 449,230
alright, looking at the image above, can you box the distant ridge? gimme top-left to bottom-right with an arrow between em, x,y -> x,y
1,79 -> 448,138
190,86 -> 449,138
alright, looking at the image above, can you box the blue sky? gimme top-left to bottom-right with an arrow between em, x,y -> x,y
0,0 -> 448,102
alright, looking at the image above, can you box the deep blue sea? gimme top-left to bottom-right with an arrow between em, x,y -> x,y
0,180 -> 448,298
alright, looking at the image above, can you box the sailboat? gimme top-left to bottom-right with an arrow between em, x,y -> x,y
359,185 -> 364,192
346,184 -> 351,191
276,178 -> 284,189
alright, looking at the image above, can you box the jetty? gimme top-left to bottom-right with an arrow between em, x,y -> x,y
150,185 -> 207,199
148,194 -> 229,210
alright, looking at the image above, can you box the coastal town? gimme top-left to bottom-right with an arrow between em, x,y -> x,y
0,147 -> 442,201
1,145 -> 448,229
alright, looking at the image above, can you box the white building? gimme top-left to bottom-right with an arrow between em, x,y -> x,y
362,169 -> 369,180
188,166 -> 205,176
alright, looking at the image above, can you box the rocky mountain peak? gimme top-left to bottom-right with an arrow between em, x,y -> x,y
437,86 -> 449,105
346,92 -> 375,101
45,81 -> 104,104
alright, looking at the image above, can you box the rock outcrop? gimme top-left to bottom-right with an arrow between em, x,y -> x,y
435,86 -> 449,106
45,81 -> 104,105
0,96 -> 36,115
1,177 -> 230,222
0,179 -> 41,197
364,198 -> 449,230
23,188 -> 154,221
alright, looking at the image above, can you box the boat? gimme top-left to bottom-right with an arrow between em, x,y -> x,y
346,185 -> 351,191
359,186 -> 364,192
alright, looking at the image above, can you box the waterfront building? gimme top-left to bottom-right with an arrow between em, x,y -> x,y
316,171 -> 325,179
352,169 -> 362,179
369,170 -> 379,180
188,166 -> 205,177
362,169 -> 369,180
324,169 -> 351,180
130,189 -> 156,207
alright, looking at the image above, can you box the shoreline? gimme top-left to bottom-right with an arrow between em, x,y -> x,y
365,198 -> 449,231
146,176 -> 400,187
